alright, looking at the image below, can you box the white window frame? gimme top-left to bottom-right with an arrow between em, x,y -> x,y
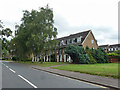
91,40 -> 94,44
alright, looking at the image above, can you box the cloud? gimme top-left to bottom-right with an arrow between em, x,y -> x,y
0,0 -> 118,45
54,14 -> 118,45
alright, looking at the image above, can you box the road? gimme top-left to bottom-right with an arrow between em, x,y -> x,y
1,61 -> 107,88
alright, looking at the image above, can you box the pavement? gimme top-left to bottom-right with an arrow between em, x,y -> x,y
32,65 -> 119,89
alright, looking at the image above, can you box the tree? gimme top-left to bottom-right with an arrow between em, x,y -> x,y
65,45 -> 89,64
14,5 -> 58,63
0,20 -> 13,59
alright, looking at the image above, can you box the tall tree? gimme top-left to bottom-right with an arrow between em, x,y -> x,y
14,5 -> 58,63
0,20 -> 13,59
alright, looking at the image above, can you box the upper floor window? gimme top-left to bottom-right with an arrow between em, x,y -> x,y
70,39 -> 72,43
72,38 -> 75,43
91,40 -> 94,44
111,48 -> 113,51
65,40 -> 67,44
67,39 -> 70,44
75,38 -> 77,42
77,37 -> 81,42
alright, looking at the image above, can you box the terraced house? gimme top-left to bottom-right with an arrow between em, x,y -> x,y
43,30 -> 98,62
99,44 -> 120,53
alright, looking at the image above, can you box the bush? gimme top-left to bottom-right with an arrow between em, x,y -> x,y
88,53 -> 97,64
114,50 -> 120,55
107,52 -> 120,61
85,46 -> 97,64
12,56 -> 17,61
65,45 -> 89,64
91,47 -> 109,63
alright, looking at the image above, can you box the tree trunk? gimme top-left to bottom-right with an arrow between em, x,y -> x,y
32,56 -> 34,63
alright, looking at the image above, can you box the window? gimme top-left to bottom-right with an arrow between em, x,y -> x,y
108,48 -> 111,51
114,48 -> 116,51
67,39 -> 70,44
91,40 -> 94,44
72,38 -> 75,43
70,39 -> 72,43
77,37 -> 81,42
75,38 -> 77,42
111,48 -> 113,51
65,40 -> 67,44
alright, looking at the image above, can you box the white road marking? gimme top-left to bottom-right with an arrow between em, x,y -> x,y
9,68 -> 16,73
6,66 -> 9,68
18,75 -> 37,88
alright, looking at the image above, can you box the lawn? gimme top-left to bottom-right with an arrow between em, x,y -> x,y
52,63 -> 119,78
15,61 -> 69,67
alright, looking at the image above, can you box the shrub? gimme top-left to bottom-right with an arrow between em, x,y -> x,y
114,50 -> 120,55
85,46 -> 97,64
107,52 -> 120,61
88,53 -> 97,64
65,45 -> 89,64
12,56 -> 17,61
91,47 -> 109,63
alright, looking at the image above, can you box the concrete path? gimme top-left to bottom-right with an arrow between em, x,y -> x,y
32,65 -> 119,89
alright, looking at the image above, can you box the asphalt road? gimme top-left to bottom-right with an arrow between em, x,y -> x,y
1,61 -> 107,88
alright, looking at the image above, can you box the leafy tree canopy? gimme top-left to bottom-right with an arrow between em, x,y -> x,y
13,5 -> 58,62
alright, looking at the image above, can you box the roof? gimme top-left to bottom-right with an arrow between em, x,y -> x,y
109,44 -> 120,47
99,45 -> 109,47
99,44 -> 120,47
56,30 -> 90,43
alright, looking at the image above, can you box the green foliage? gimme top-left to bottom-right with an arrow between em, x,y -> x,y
85,46 -> 97,64
65,45 -> 89,64
12,5 -> 58,61
107,53 -> 118,56
0,20 -> 13,59
91,47 -> 109,63
12,56 -> 18,61
107,52 -> 120,60
114,50 -> 120,55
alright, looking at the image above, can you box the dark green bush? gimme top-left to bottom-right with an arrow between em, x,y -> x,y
91,47 -> 109,63
65,45 -> 89,64
12,56 -> 17,61
85,46 -> 97,64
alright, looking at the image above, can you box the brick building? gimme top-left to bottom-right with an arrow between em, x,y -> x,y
43,30 -> 98,62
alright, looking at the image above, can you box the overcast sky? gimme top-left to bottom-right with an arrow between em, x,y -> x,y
0,0 -> 119,45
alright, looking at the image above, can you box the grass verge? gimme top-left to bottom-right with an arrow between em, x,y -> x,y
51,63 -> 119,78
15,60 -> 69,67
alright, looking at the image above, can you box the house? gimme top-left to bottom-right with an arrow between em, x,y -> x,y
99,45 -> 109,52
43,30 -> 98,62
99,44 -> 120,53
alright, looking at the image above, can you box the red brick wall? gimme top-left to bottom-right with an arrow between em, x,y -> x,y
109,56 -> 119,63
82,31 -> 98,49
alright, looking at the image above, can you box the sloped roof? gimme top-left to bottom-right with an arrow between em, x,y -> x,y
99,44 -> 120,48
99,45 -> 109,47
56,30 -> 90,43
109,44 -> 120,47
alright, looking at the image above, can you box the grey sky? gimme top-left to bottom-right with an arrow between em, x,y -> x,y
0,0 -> 119,45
